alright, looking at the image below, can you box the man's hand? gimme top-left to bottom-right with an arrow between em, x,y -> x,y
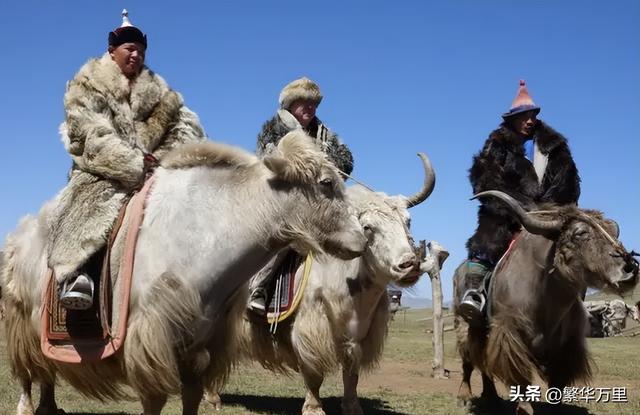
143,152 -> 159,172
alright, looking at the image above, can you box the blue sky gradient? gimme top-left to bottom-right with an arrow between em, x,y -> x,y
1,1 -> 638,301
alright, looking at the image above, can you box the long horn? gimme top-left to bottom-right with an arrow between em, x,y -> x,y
406,152 -> 436,208
471,190 -> 563,236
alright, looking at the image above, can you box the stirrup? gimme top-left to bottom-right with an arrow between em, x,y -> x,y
248,288 -> 267,316
461,289 -> 486,310
458,289 -> 486,327
59,274 -> 94,310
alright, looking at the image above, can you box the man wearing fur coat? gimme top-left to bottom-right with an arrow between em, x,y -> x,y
49,10 -> 206,310
248,77 -> 354,314
457,80 -> 581,327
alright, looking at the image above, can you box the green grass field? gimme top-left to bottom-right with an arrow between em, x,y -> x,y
1,304 -> 638,415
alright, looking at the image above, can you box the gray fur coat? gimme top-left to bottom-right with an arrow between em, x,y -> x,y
256,109 -> 353,175
48,53 -> 206,281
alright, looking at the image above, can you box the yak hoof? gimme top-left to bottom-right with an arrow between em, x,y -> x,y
301,403 -> 326,415
34,407 -> 65,415
341,399 -> 364,415
203,391 -> 222,411
456,397 -> 470,408
516,401 -> 533,415
17,402 -> 34,415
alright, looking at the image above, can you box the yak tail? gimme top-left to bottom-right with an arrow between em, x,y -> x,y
124,272 -> 203,397
485,310 -> 539,386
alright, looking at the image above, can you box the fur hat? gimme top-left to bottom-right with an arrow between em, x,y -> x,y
108,9 -> 147,49
279,77 -> 323,109
502,80 -> 540,119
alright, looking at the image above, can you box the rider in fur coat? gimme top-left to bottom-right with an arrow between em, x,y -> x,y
256,77 -> 353,176
48,11 -> 206,309
248,77 -> 354,315
457,80 -> 581,327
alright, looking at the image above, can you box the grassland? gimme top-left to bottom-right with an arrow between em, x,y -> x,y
0,305 -> 638,415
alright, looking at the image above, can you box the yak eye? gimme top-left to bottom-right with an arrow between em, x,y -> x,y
574,229 -> 589,240
320,178 -> 333,187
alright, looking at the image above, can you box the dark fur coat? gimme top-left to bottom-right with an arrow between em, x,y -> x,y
256,109 -> 353,175
466,121 -> 580,265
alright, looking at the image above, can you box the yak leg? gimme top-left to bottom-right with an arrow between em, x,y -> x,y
301,365 -> 326,415
181,376 -> 204,415
514,383 -> 534,415
516,401 -> 533,415
341,362 -> 363,415
547,335 -> 589,392
16,378 -> 34,415
480,372 -> 499,402
140,393 -> 167,415
34,382 -> 60,415
456,360 -> 473,406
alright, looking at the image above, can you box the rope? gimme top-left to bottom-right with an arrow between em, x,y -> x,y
340,170 -> 376,193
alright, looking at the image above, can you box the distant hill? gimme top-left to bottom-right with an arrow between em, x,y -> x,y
401,295 -> 432,309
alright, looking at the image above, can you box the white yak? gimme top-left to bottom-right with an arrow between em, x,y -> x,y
1,132 -> 367,415
204,153 -> 445,415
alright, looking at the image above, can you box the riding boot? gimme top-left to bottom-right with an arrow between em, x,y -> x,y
457,260 -> 489,328
59,273 -> 94,310
247,250 -> 290,316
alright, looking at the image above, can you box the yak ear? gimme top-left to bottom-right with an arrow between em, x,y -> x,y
263,154 -> 291,180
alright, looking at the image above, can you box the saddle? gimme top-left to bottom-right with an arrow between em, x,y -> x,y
262,251 -> 313,332
485,232 -> 522,321
41,177 -> 156,363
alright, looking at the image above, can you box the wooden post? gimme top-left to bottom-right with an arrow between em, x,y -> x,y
420,240 -> 450,379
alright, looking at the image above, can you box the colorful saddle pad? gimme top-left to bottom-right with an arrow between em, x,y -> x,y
41,176 -> 155,363
266,252 -> 313,327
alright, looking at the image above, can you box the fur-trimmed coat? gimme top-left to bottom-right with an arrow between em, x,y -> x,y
466,121 -> 580,265
48,53 -> 206,281
256,109 -> 353,176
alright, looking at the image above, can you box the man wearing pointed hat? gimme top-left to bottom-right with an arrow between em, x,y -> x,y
48,10 -> 206,309
248,77 -> 354,315
456,80 -> 581,327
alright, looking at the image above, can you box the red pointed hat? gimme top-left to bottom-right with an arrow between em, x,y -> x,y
502,80 -> 540,119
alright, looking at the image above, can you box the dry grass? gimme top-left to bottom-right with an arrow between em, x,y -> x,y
0,305 -> 638,414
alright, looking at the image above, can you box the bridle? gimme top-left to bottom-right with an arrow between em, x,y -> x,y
576,212 -> 639,276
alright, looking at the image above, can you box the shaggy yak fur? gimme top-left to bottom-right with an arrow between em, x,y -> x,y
455,202 -> 638,415
2,131 -> 368,415
204,186 -> 423,415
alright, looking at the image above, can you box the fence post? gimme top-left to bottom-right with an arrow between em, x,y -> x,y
420,240 -> 450,379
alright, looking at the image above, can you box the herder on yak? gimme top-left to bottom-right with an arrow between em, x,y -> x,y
2,11 -> 368,413
49,10 -> 206,310
456,80 -> 581,327
248,76 -> 354,315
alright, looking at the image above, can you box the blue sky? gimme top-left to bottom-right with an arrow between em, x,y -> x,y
1,1 -> 638,302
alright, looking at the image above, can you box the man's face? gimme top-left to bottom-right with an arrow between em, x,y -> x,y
109,42 -> 146,79
509,110 -> 538,137
289,99 -> 318,128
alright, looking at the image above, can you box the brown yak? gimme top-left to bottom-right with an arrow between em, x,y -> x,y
454,190 -> 638,415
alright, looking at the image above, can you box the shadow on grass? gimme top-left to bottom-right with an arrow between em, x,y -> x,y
468,396 -> 593,415
221,393 -> 411,415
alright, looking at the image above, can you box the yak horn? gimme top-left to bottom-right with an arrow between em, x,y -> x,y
471,190 -> 563,236
406,152 -> 436,208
